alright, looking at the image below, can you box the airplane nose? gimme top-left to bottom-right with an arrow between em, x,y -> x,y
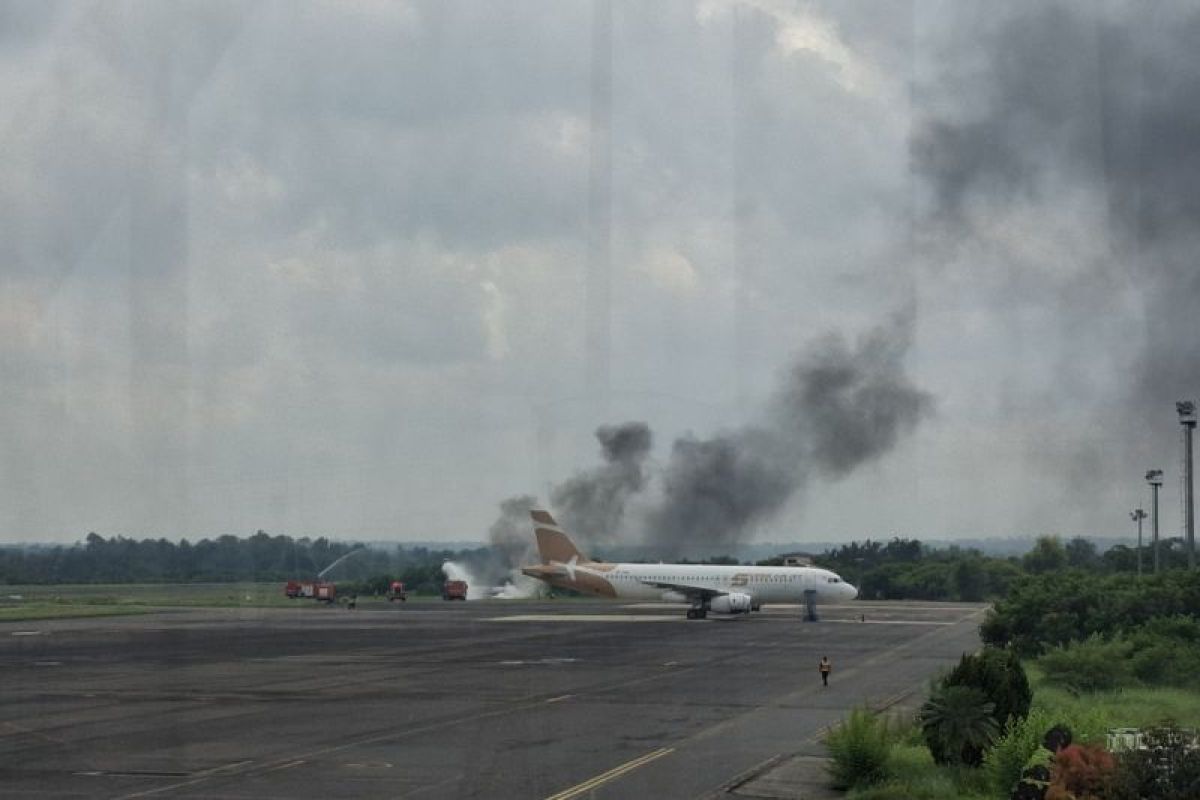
844,583 -> 858,601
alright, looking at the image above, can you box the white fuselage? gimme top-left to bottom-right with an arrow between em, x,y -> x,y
579,562 -> 858,605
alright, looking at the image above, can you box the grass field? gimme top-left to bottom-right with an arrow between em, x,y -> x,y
1027,663 -> 1200,733
0,582 -> 456,620
0,603 -> 156,622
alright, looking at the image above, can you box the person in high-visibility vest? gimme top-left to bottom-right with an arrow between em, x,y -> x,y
819,656 -> 832,687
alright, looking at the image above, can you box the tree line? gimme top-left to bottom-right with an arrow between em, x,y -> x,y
0,531 -> 483,593
807,533 -> 1195,602
1,530 -> 1193,601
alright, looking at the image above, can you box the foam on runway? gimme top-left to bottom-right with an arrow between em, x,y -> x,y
486,614 -> 681,622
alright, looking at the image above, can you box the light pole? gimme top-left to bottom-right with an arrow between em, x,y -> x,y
1177,401 -> 1196,570
1130,508 -> 1147,576
1147,470 -> 1163,573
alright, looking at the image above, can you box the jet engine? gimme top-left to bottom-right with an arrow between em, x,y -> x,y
709,592 -> 753,614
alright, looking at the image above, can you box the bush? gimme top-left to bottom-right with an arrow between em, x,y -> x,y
886,741 -> 934,776
1046,743 -> 1116,800
982,570 -> 1200,656
1038,635 -> 1136,694
1037,621 -> 1200,693
825,707 -> 891,789
1126,616 -> 1200,687
944,647 -> 1033,728
983,707 -> 1057,796
920,685 -> 1000,766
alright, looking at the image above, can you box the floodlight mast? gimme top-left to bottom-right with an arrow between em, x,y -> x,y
1130,508 -> 1147,577
1177,401 -> 1196,570
1147,469 -> 1164,574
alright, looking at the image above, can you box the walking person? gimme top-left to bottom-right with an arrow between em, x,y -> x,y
819,655 -> 832,687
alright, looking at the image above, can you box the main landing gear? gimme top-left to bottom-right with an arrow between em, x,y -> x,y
686,602 -> 709,620
803,588 -> 819,622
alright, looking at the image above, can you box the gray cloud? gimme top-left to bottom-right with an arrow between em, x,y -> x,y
911,1 -> 1200,484
7,1 -> 1180,544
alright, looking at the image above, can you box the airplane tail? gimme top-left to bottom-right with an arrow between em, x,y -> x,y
530,510 -> 590,564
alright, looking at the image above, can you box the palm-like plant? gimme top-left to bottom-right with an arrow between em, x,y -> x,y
920,685 -> 1001,766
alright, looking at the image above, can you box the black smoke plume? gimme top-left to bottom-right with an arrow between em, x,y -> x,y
911,1 -> 1200,461
550,422 -> 652,546
481,318 -> 930,564
642,319 -> 931,556
482,423 -> 651,573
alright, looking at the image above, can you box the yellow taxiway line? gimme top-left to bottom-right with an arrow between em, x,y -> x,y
544,747 -> 675,800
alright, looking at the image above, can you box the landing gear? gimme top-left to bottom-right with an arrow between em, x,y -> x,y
686,602 -> 709,620
803,589 -> 818,622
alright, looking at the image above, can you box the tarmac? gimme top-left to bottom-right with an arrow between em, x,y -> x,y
0,598 -> 985,799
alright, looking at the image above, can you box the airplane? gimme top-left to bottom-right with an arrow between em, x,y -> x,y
520,510 -> 858,619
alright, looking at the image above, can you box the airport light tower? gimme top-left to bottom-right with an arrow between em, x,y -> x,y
1178,401 -> 1196,570
1130,508 -> 1147,576
1147,469 -> 1164,573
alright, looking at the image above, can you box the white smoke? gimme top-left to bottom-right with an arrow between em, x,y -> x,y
441,560 -> 541,600
490,574 -> 544,600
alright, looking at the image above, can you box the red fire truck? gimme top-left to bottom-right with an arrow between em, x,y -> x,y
284,580 -> 337,603
442,580 -> 468,601
386,581 -> 407,602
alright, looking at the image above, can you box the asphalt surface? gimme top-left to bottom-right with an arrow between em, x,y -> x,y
1,599 -> 985,799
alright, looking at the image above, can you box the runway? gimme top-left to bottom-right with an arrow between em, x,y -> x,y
0,599 -> 984,799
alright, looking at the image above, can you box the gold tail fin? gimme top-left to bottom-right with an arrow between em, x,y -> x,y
530,510 -> 590,564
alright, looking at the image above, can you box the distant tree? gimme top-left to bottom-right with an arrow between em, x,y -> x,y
982,558 -> 1024,596
1101,544 -> 1137,573
1023,536 -> 1067,574
953,558 -> 986,601
882,537 -> 922,562
1064,537 -> 1098,569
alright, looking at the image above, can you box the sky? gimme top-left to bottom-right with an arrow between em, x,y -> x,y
1,0 -> 1197,546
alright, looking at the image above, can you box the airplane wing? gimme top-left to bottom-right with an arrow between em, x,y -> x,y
638,579 -> 728,601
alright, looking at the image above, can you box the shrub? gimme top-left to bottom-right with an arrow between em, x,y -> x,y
1038,635 -> 1135,694
944,647 -> 1033,728
1126,616 -> 1200,687
983,707 -> 1056,796
885,741 -> 934,777
920,685 -> 1000,766
825,707 -> 891,789
1046,743 -> 1116,800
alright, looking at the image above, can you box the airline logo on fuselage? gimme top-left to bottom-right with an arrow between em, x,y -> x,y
730,573 -> 749,587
